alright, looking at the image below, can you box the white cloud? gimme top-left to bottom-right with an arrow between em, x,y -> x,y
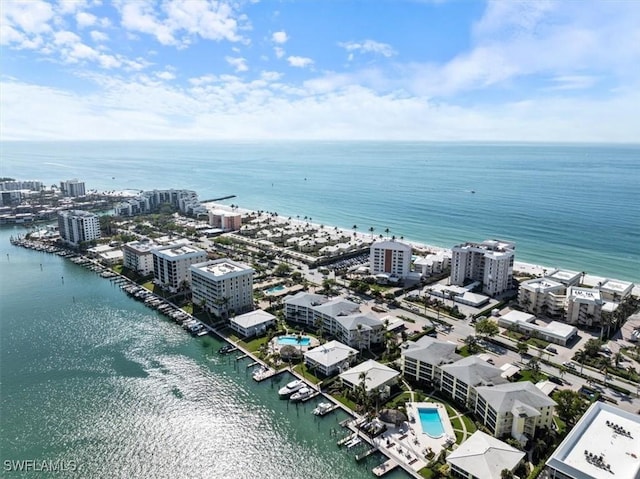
76,11 -> 97,28
274,46 -> 285,59
226,56 -> 248,72
548,75 -> 597,91
287,56 -> 313,68
272,30 -> 288,44
339,39 -> 396,58
156,70 -> 176,81
90,30 -> 109,42
116,0 -> 246,47
3,77 -> 639,142
2,0 -> 54,35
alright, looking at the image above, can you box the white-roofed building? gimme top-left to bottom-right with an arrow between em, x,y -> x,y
545,402 -> 640,479
446,431 -> 525,479
451,239 -> 515,297
413,251 -> 451,277
369,239 -> 412,280
598,279 -> 634,302
303,340 -> 357,377
565,287 -> 604,327
283,292 -> 384,350
518,277 -> 567,317
497,311 -> 578,346
152,243 -> 207,292
474,382 -> 556,444
440,356 -> 508,407
339,359 -> 400,396
401,336 -> 461,384
230,310 -> 275,338
122,240 -> 159,276
191,259 -> 254,317
546,269 -> 582,287
208,209 -> 242,232
57,210 -> 101,246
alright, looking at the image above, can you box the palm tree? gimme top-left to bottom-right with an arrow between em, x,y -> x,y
384,227 -> 390,239
574,350 -> 587,374
369,226 -> 375,238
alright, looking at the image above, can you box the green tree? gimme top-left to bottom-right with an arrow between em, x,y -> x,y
553,389 -> 588,426
500,469 -> 515,479
274,263 -> 292,277
583,339 -> 602,357
517,341 -> 529,360
475,318 -> 499,339
464,335 -> 480,354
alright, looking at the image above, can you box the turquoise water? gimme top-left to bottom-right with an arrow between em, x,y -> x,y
277,335 -> 312,346
1,141 -> 638,282
0,226 -> 407,479
266,285 -> 285,294
418,408 -> 445,438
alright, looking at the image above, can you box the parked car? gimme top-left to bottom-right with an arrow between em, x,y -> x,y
562,361 -> 576,370
546,345 -> 558,354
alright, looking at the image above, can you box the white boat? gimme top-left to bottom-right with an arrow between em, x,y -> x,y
312,402 -> 334,416
252,366 -> 269,381
290,386 -> 312,402
278,379 -> 304,397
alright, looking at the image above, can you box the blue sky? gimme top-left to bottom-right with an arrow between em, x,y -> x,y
1,0 -> 639,141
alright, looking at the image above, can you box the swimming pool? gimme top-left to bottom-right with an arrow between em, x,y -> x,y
266,285 -> 285,294
277,335 -> 311,346
418,407 -> 445,438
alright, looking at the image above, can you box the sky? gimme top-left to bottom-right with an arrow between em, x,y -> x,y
1,0 -> 639,142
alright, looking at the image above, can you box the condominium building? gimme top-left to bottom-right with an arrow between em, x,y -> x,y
545,269 -> 582,287
209,209 -> 242,231
0,180 -> 43,191
474,382 -> 556,444
284,292 -> 384,349
413,251 -> 451,278
190,259 -> 255,317
545,402 -> 640,479
451,240 -> 515,296
497,311 -> 578,346
439,356 -> 508,408
401,336 -> 461,384
598,279 -> 634,302
60,179 -> 86,197
518,277 -> 567,317
122,240 -> 160,276
565,287 -> 603,327
115,189 -> 206,216
57,210 -> 101,246
152,244 -> 207,292
303,340 -> 357,377
447,431 -> 525,479
369,239 -> 412,280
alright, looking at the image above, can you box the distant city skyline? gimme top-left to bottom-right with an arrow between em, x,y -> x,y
1,0 -> 639,142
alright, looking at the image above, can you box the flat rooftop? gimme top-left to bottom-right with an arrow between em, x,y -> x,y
198,261 -> 247,276
600,279 -> 634,293
547,269 -> 581,282
546,402 -> 640,479
157,245 -> 203,257
570,287 -> 601,301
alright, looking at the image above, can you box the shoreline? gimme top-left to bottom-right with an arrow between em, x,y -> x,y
203,201 -> 639,296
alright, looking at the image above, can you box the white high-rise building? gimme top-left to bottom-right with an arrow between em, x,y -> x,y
190,259 -> 255,317
151,244 -> 207,292
369,239 -> 412,279
60,179 -> 86,197
451,239 -> 515,296
122,240 -> 159,276
565,286 -> 604,327
57,210 -> 101,246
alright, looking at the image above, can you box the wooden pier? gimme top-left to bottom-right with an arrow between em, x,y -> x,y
372,459 -> 398,476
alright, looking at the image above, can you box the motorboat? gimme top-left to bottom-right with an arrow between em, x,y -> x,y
290,387 -> 313,402
252,365 -> 269,381
218,344 -> 234,354
312,402 -> 334,416
278,379 -> 304,397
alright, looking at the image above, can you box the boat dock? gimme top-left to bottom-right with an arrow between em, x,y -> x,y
337,433 -> 357,447
372,459 -> 399,476
355,446 -> 378,462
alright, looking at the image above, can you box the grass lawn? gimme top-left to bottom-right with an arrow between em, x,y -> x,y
450,416 -> 462,431
444,404 -> 456,417
182,303 -> 193,315
554,417 -> 567,435
112,264 -> 124,274
383,391 -> 413,410
461,414 -> 477,433
517,369 -> 548,383
240,335 -> 270,353
455,429 -> 464,444
418,467 -> 435,479
293,363 -> 322,384
332,393 -> 358,412
141,280 -> 154,291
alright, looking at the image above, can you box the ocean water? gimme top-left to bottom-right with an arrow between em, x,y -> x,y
0,226 -> 407,478
1,140 -> 638,282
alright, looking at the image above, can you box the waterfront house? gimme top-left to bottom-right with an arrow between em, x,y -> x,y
339,359 -> 400,396
230,310 -> 275,338
303,340 -> 357,377
446,430 -> 525,479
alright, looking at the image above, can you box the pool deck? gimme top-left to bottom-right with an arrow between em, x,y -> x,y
370,401 -> 456,474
